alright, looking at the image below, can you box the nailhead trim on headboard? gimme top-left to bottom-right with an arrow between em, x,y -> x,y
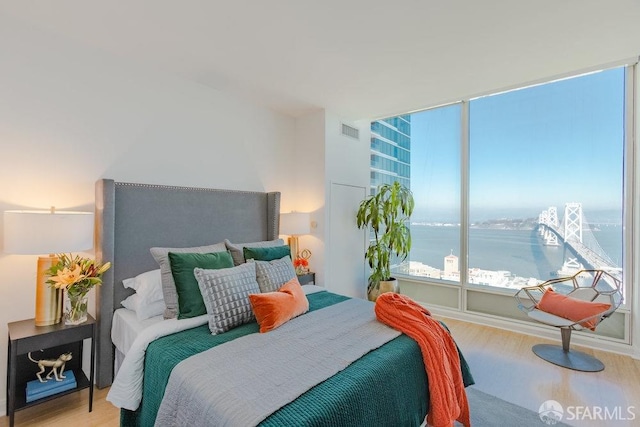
94,179 -> 280,388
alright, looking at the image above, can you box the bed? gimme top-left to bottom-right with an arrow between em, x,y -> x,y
94,179 -> 472,426
111,308 -> 163,376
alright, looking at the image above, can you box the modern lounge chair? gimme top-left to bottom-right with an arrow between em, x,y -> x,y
515,269 -> 623,372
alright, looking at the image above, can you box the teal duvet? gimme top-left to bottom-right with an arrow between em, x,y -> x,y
121,290 -> 473,427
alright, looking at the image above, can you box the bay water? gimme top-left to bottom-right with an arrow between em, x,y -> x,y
409,224 -> 623,281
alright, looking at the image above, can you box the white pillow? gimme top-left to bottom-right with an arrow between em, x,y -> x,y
120,293 -> 138,310
121,293 -> 165,322
122,269 -> 163,305
122,277 -> 137,289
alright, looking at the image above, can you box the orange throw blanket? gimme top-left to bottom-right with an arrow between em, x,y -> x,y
375,292 -> 470,427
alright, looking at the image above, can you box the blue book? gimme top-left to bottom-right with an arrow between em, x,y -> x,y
26,371 -> 77,403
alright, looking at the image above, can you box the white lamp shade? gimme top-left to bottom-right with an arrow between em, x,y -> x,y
4,210 -> 94,255
280,212 -> 310,236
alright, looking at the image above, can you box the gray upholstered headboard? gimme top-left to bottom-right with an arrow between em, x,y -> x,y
94,179 -> 280,388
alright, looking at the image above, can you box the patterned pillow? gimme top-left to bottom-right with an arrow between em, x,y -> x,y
224,238 -> 285,266
150,242 -> 226,319
254,256 -> 296,293
194,263 -> 261,335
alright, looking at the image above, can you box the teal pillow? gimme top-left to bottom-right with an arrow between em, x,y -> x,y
243,245 -> 291,262
168,251 -> 234,319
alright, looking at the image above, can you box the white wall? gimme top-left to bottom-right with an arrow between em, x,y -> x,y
291,110 -> 371,297
292,111 -> 326,284
324,114 -> 371,296
0,18 -> 296,412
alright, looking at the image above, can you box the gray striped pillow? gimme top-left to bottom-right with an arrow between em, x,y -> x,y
224,239 -> 285,266
150,242 -> 227,319
194,263 -> 260,335
254,256 -> 296,293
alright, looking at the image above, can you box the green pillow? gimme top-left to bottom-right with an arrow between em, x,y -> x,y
168,251 -> 234,319
243,245 -> 291,262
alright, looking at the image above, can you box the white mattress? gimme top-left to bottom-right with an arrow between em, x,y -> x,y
111,285 -> 324,355
112,308 -> 164,356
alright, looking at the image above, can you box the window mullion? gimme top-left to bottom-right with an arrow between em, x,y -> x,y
624,64 -> 637,312
460,100 -> 470,305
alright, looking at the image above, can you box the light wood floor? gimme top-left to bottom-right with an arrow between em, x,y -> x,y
2,387 -> 118,427
3,318 -> 639,427
445,318 -> 640,427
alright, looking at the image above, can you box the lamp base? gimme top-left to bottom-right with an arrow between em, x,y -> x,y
35,256 -> 63,326
288,236 -> 300,260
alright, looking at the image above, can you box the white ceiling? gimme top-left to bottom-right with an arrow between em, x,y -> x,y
4,1 -> 640,119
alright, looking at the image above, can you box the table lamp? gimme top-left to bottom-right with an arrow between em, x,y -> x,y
280,212 -> 310,260
4,208 -> 94,326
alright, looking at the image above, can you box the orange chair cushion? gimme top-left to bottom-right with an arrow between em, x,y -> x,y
249,277 -> 309,333
537,288 -> 611,330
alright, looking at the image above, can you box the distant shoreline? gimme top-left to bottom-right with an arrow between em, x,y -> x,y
411,219 -> 537,231
411,221 -> 620,230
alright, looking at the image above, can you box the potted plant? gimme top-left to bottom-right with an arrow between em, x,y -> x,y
356,181 -> 414,301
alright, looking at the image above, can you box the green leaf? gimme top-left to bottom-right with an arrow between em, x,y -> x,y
355,181 -> 414,284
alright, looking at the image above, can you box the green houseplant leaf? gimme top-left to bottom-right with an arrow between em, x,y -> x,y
356,181 -> 414,296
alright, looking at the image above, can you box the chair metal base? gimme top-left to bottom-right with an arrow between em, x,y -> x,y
532,344 -> 604,372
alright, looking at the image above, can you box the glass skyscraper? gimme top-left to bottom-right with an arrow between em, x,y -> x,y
370,115 -> 411,194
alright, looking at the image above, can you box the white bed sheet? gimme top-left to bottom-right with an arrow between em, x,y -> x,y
112,308 -> 164,356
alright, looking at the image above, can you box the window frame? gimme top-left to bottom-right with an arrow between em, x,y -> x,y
388,61 -> 637,318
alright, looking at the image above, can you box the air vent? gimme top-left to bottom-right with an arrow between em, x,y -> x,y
341,123 -> 360,140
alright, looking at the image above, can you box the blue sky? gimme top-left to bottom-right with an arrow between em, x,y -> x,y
410,67 -> 625,222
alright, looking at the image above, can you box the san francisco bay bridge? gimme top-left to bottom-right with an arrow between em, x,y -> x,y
537,203 -> 620,276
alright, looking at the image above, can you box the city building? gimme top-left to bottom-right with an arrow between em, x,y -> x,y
370,116 -> 411,194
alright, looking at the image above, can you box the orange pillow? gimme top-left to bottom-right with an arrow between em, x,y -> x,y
537,288 -> 611,330
249,277 -> 309,333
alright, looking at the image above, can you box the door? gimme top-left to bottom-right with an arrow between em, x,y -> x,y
327,183 -> 367,298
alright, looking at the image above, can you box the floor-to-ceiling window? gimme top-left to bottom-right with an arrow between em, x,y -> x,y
370,63 -> 634,341
399,104 -> 461,281
468,68 -> 624,291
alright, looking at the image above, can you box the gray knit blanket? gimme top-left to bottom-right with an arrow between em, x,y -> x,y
154,298 -> 400,427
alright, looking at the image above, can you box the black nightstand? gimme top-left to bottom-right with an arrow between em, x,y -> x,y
6,315 -> 95,427
297,272 -> 316,285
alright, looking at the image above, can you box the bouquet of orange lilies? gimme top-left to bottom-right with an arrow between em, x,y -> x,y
46,254 -> 111,299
